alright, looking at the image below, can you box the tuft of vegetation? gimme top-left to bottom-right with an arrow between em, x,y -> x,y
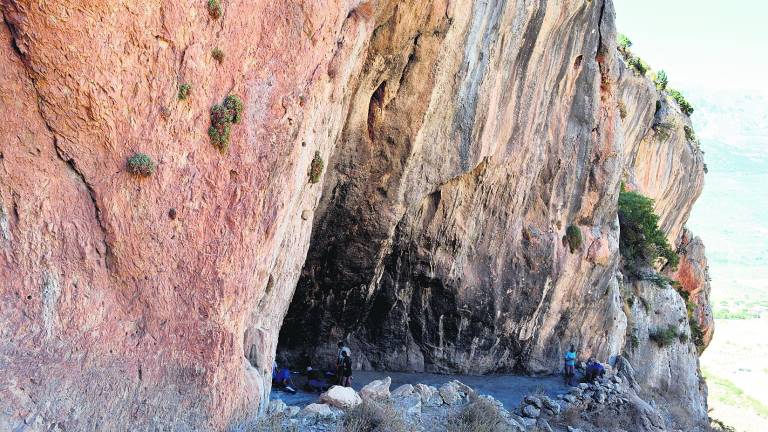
212,47 -> 224,64
654,70 -> 669,91
683,125 -> 697,143
627,56 -> 649,76
565,225 -> 582,253
207,0 -> 222,19
649,324 -> 679,347
668,89 -> 694,116
618,189 -> 679,276
618,101 -> 627,119
446,397 -> 514,432
178,83 -> 192,101
617,33 -> 632,56
208,94 -> 244,152
223,95 -> 244,124
340,400 -> 408,432
309,151 -> 324,184
126,153 -> 156,177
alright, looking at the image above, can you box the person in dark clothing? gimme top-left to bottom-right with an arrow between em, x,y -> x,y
335,341 -> 351,385
272,361 -> 296,394
304,366 -> 330,393
341,350 -> 352,387
585,358 -> 606,382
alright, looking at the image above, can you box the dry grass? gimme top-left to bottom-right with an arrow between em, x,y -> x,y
229,414 -> 297,432
445,397 -> 513,432
338,400 -> 408,432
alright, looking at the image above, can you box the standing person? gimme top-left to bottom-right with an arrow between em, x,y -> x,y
341,350 -> 353,387
564,344 -> 577,386
336,341 -> 351,384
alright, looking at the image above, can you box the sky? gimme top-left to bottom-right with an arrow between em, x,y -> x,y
614,0 -> 768,91
614,0 -> 768,307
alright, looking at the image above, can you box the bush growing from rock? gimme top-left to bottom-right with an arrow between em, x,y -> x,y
207,0 -> 222,19
211,47 -> 224,64
208,94 -> 244,152
126,153 -> 156,176
618,101 -> 627,119
223,94 -> 244,124
618,190 -> 679,275
177,83 -> 191,101
654,70 -> 668,91
617,33 -> 632,56
668,89 -> 694,116
683,125 -> 697,143
627,56 -> 649,76
309,151 -> 324,184
648,325 -> 679,347
565,225 -> 582,253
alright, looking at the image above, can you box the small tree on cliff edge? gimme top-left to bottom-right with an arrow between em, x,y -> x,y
618,189 -> 679,276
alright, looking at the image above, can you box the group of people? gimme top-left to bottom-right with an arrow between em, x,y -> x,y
271,341 -> 354,394
563,344 -> 606,386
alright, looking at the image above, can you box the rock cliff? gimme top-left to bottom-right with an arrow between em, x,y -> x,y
0,0 -> 710,430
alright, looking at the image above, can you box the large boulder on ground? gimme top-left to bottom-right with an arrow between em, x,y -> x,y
391,384 -> 414,398
522,404 -> 541,418
320,386 -> 362,409
394,393 -> 422,417
299,403 -> 335,418
439,381 -> 469,406
267,399 -> 287,415
285,406 -> 301,417
360,377 -> 391,400
414,384 -> 443,407
541,396 -> 561,415
523,395 -> 542,408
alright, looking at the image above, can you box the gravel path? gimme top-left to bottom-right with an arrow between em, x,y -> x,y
271,370 -> 572,410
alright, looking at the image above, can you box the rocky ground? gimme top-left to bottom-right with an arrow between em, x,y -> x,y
234,357 -> 702,432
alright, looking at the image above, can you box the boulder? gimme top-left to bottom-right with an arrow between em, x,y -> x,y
536,419 -> 553,432
394,393 -> 422,417
267,399 -> 287,415
299,403 -> 334,418
563,394 -> 577,403
523,395 -> 542,408
285,406 -> 300,417
414,384 -> 443,407
360,377 -> 392,400
319,386 -> 362,409
439,381 -> 467,406
391,384 -> 414,398
522,404 -> 541,418
541,396 -> 561,415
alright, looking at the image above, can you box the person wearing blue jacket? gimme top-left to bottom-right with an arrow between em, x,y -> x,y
564,344 -> 577,386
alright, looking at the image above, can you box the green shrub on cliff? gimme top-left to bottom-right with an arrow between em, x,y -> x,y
627,56 -> 649,76
649,324 -> 679,347
618,190 -> 679,274
654,70 -> 668,91
617,33 -> 633,56
565,225 -> 583,253
126,153 -> 156,176
211,47 -> 224,64
177,83 -> 191,101
309,151 -> 324,184
668,89 -> 694,116
684,125 -> 698,142
207,0 -> 222,19
208,94 -> 244,152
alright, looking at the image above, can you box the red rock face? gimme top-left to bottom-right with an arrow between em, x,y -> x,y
0,1 -> 374,429
672,229 -> 714,349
